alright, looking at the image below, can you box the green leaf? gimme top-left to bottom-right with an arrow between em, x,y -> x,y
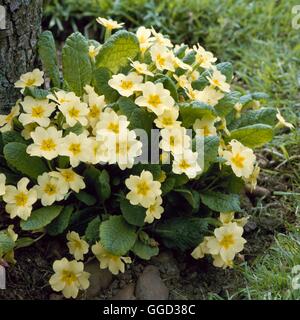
98,169 -> 111,202
96,30 -> 139,73
154,217 -> 209,251
62,32 -> 92,96
229,108 -> 277,130
200,191 -> 241,212
161,177 -> 175,195
120,198 -> 146,227
132,240 -> 159,260
214,91 -> 241,117
4,142 -> 48,180
21,206 -> 63,231
1,131 -> 27,145
174,188 -> 200,210
93,67 -> 119,103
0,231 -> 15,255
75,191 -> 97,206
100,216 -> 137,256
216,62 -> 233,82
203,135 -> 220,172
46,205 -> 74,236
64,123 -> 84,136
118,97 -> 154,134
15,237 -> 35,249
179,101 -> 216,127
23,87 -> 49,100
38,31 -> 61,88
85,216 -> 101,244
229,124 -> 274,148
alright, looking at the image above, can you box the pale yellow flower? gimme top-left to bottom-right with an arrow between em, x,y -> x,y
188,70 -> 200,82
49,258 -> 90,299
105,130 -> 143,170
27,126 -> 63,160
172,149 -> 202,179
0,173 -> 6,196
125,170 -> 162,208
14,69 -> 44,89
193,116 -> 217,136
89,137 -> 110,165
35,173 -> 68,206
136,26 -> 153,54
206,222 -> 246,262
145,196 -> 164,224
135,82 -> 174,116
19,97 -> 56,127
151,28 -> 173,48
96,17 -> 124,30
219,212 -> 249,228
150,45 -> 175,72
154,107 -> 181,129
130,60 -> 154,76
276,109 -> 294,129
0,104 -> 20,132
223,140 -> 256,178
190,86 -> 224,106
157,170 -> 167,183
212,254 -> 234,269
160,127 -> 191,155
59,100 -> 89,127
3,178 -> 37,220
96,108 -> 129,137
88,45 -> 100,61
50,168 -> 85,193
21,123 -> 38,140
60,133 -> 91,167
108,72 -> 143,97
83,85 -> 106,129
193,44 -> 217,69
66,231 -> 89,261
234,102 -> 243,118
92,242 -> 132,275
191,236 -> 214,259
47,91 -> 80,105
173,74 -> 191,90
170,53 -> 192,71
207,68 -> 230,93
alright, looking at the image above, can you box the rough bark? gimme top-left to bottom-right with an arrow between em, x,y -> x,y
0,0 -> 43,112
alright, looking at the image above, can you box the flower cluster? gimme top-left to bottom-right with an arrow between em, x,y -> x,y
0,17 -> 291,299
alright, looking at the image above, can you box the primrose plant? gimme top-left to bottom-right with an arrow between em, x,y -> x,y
0,17 -> 294,298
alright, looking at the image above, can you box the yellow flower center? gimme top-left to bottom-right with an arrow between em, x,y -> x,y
169,136 -> 175,147
25,78 -> 36,86
162,117 -> 173,126
41,138 -> 56,151
120,80 -> 133,90
231,153 -> 245,168
62,171 -> 75,182
68,107 -> 80,118
203,125 -> 211,136
107,122 -> 119,134
15,192 -> 28,207
31,106 -> 45,118
136,181 -> 150,196
147,94 -> 161,108
61,270 -> 77,286
156,54 -> 165,67
44,183 -> 57,195
212,79 -> 221,87
89,105 -> 100,118
179,159 -> 191,170
219,234 -> 234,249
5,113 -> 14,123
69,143 -> 81,155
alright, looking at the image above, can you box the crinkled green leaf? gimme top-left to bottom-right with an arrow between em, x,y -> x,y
215,91 -> 241,117
229,124 -> 274,148
62,32 -> 92,96
203,135 -> 220,172
85,216 -> 101,244
47,205 -> 74,236
93,67 -> 119,103
0,231 -> 15,255
21,206 -> 63,231
120,198 -> 146,227
132,240 -> 159,260
96,30 -> 139,73
200,191 -> 241,212
98,169 -> 111,202
100,216 -> 137,256
38,31 -> 61,88
4,142 -> 48,180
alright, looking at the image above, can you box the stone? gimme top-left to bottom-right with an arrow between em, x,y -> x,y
85,260 -> 113,298
135,265 -> 169,300
112,283 -> 136,300
151,251 -> 180,277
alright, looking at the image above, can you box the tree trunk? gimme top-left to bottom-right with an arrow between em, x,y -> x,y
0,0 -> 43,112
